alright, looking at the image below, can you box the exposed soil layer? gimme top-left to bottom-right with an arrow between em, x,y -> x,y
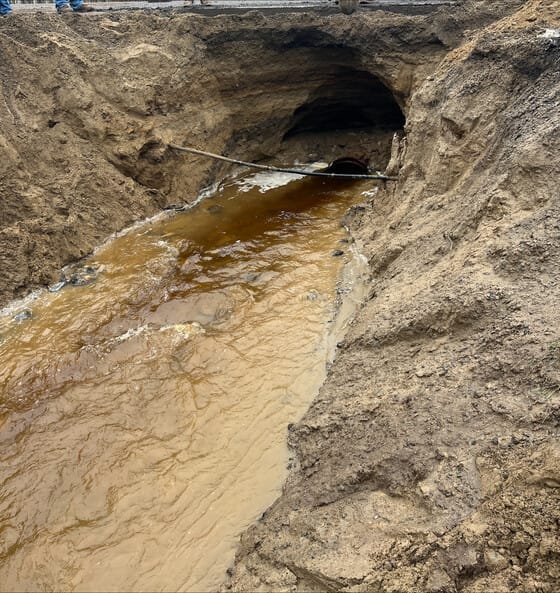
1,1 -> 560,592
0,2 -> 515,305
226,1 -> 560,592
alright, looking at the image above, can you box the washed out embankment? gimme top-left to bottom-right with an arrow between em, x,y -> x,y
1,5 -> 484,306
227,1 -> 560,592
2,2 -> 559,592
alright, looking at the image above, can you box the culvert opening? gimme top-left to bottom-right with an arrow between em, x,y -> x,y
281,68 -> 405,168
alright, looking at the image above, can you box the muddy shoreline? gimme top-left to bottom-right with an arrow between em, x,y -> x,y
1,1 -> 560,591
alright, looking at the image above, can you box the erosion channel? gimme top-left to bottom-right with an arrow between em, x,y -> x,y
1,1 -> 560,592
0,170 -> 371,591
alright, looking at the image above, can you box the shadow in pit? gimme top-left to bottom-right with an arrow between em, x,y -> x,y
281,67 -> 405,170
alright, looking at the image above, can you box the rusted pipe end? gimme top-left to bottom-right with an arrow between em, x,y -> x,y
324,155 -> 370,175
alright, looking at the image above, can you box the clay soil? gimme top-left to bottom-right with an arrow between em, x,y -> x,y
1,1 -> 560,592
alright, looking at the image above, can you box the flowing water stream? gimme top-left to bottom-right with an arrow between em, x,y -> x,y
0,169 -> 372,591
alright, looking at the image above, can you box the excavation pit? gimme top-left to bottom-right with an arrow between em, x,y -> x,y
3,4 -> 557,593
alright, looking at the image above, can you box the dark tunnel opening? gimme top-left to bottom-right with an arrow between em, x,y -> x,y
283,69 -> 405,139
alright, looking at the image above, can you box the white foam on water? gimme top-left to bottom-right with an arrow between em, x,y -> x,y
111,325 -> 152,344
0,289 -> 43,320
234,171 -> 303,194
92,182 -> 222,257
159,322 -> 206,339
92,211 -> 171,255
107,322 -> 205,347
195,181 -> 222,203
231,161 -> 335,194
156,240 -> 180,258
361,187 -> 379,199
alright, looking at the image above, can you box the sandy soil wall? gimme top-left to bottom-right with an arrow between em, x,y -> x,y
0,7 -> 453,305
226,1 -> 560,592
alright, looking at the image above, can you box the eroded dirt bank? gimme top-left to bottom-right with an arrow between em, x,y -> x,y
0,5 -> 453,305
1,1 -> 559,592
227,1 -> 560,592
0,1 -> 529,307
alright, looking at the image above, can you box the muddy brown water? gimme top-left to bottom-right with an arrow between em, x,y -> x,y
0,170 -> 371,591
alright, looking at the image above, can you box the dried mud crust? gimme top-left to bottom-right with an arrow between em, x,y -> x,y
226,1 -> 560,592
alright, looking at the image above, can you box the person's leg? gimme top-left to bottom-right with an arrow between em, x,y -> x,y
54,0 -> 71,12
0,0 -> 12,16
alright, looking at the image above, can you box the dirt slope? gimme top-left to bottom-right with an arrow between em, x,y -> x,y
227,1 -> 560,592
0,7 -> 453,306
0,1 -> 526,307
